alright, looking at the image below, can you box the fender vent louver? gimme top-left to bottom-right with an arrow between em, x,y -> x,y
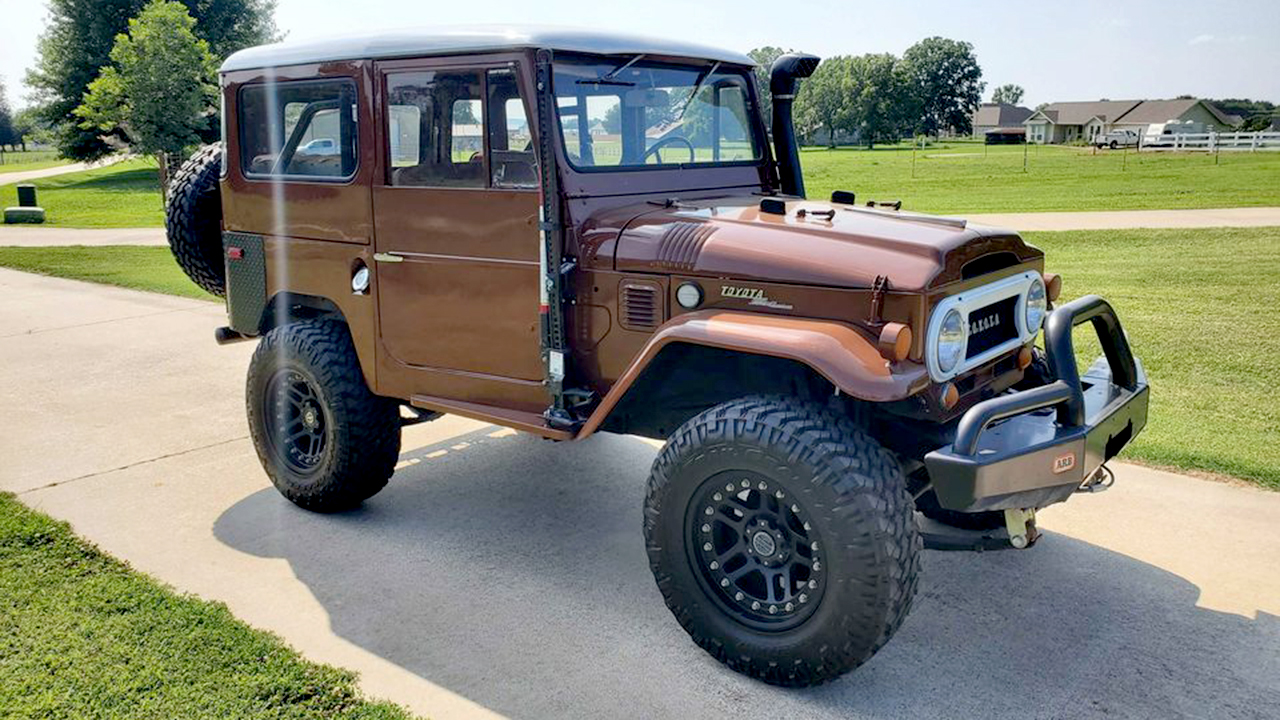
656,222 -> 715,271
620,280 -> 663,331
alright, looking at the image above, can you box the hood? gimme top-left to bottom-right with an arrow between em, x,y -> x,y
610,197 -> 1041,291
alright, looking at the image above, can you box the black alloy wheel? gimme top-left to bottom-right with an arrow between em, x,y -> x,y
686,471 -> 825,630
263,368 -> 330,475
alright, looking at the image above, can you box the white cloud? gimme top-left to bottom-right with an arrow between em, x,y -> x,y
1189,33 -> 1251,46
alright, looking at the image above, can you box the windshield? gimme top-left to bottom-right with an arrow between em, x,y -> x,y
552,56 -> 762,170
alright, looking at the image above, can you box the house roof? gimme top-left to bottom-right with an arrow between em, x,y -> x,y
1110,98 -> 1236,126
221,24 -> 754,72
1029,100 -> 1141,126
1025,98 -> 1239,127
972,103 -> 1033,127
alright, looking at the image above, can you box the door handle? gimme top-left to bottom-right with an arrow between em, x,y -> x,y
373,252 -> 404,263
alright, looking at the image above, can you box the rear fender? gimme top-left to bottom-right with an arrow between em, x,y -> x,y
577,310 -> 929,438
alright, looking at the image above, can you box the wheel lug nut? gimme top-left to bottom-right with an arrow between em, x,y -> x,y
808,580 -> 818,589
785,602 -> 794,611
704,507 -> 713,516
735,592 -> 744,601
703,542 -> 712,551
710,561 -> 719,570
769,605 -> 778,614
775,490 -> 784,499
803,522 -> 811,531
713,493 -> 722,502
701,524 -> 710,533
811,542 -> 819,550
725,483 -> 734,492
720,578 -> 730,587
758,481 -> 767,490
751,601 -> 760,610
813,561 -> 821,571
791,504 -> 799,513
799,593 -> 808,603
741,480 -> 750,488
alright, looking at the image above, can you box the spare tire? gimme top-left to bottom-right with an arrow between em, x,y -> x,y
165,145 -> 225,297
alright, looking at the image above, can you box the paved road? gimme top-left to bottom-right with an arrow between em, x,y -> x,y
0,226 -> 168,246
3,268 -> 1279,720
0,156 -> 124,186
1,207 -> 1279,247
966,206 -> 1280,231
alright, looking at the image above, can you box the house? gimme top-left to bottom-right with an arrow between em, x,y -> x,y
971,103 -> 1033,137
1024,98 -> 1238,144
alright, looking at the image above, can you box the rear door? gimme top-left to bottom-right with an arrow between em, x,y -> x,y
371,57 -> 543,383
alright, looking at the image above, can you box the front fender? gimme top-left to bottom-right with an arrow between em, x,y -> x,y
576,310 -> 929,437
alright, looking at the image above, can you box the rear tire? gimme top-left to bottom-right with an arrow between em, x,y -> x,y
165,145 -> 225,297
644,396 -> 921,687
246,319 -> 401,512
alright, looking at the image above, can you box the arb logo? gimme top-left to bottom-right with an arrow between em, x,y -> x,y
1052,452 -> 1076,474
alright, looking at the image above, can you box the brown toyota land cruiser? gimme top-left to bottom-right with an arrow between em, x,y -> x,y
165,27 -> 1149,686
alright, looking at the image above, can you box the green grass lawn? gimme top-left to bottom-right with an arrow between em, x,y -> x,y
1028,226 -> 1280,488
0,158 -> 164,227
800,142 -> 1280,214
0,245 -> 217,301
1,228 -> 1276,488
0,149 -> 67,174
0,493 -> 414,719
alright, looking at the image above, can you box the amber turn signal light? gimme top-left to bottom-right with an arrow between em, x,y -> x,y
940,382 -> 960,410
877,323 -> 912,362
1043,272 -> 1062,302
1017,346 -> 1034,370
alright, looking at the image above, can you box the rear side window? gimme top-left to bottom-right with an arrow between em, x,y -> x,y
238,79 -> 358,180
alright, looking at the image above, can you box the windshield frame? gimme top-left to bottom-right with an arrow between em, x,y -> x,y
549,53 -> 768,175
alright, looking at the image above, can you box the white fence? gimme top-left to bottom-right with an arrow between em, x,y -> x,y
1139,131 -> 1280,152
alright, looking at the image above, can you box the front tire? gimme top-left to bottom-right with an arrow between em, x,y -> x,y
644,396 -> 921,686
246,319 -> 401,512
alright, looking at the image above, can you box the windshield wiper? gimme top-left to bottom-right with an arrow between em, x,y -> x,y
674,62 -> 720,121
577,54 -> 645,87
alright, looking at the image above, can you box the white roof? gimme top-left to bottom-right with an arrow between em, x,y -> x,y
220,24 -> 754,73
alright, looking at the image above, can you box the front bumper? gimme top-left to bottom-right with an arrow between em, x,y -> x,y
924,295 -> 1149,512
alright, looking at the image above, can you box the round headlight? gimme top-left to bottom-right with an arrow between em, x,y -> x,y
676,282 -> 703,309
937,308 -> 966,373
1025,277 -> 1047,333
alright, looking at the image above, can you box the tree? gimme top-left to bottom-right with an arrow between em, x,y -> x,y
1209,98 -> 1277,130
843,53 -> 915,148
900,37 -> 985,136
26,0 -> 277,161
794,56 -> 850,147
747,46 -> 794,125
991,83 -> 1025,106
12,107 -> 46,151
75,1 -> 218,189
0,77 -> 16,151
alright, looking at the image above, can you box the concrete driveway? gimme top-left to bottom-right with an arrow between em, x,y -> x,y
2,268 -> 1278,720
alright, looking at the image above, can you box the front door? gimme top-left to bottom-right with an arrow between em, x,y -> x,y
372,59 -> 543,386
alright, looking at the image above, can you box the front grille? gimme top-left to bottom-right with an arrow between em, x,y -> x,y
965,295 -> 1018,358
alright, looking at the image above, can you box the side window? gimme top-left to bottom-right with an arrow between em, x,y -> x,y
239,79 -> 357,179
486,69 -> 538,189
385,69 -> 484,188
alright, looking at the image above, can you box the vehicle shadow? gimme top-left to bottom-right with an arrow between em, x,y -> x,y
214,430 -> 1280,720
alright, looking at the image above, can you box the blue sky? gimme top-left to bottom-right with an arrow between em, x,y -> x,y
3,0 -> 1277,110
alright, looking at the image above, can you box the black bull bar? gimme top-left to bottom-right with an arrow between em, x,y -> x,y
925,295 -> 1150,512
